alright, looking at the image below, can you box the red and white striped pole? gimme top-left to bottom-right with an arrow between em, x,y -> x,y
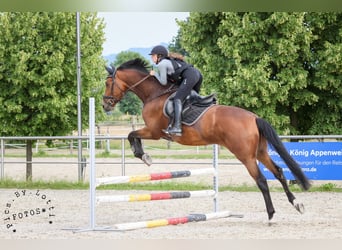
112,211 -> 236,231
96,168 -> 215,186
97,190 -> 215,203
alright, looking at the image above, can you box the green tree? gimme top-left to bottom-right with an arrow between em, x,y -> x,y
301,13 -> 342,134
169,30 -> 188,56
178,12 -> 342,135
0,12 -> 106,179
109,51 -> 151,116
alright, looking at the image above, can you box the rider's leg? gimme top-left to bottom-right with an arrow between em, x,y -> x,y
166,69 -> 199,136
192,70 -> 203,93
165,77 -> 189,136
166,98 -> 182,135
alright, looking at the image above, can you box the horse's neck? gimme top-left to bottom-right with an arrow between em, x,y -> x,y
131,75 -> 174,104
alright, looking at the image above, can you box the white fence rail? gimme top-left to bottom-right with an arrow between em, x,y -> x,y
1,135 -> 341,181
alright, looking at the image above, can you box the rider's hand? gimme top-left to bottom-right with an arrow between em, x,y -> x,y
150,70 -> 155,76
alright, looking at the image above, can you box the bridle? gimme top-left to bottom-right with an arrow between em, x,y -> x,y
103,70 -> 123,106
103,69 -> 150,107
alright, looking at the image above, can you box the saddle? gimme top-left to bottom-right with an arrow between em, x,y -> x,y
163,90 -> 217,126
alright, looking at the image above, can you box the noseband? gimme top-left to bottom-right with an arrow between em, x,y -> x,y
103,71 -> 150,107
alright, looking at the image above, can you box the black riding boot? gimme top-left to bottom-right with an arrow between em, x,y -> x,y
166,99 -> 182,136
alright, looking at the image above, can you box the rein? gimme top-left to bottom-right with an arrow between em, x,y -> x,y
128,74 -> 151,90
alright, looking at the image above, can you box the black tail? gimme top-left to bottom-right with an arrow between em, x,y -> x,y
256,117 -> 311,191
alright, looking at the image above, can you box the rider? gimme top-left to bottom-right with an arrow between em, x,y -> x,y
149,45 -> 203,136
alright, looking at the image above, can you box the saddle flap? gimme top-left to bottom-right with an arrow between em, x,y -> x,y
163,91 -> 216,126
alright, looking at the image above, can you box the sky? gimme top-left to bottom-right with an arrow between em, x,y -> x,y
97,12 -> 189,55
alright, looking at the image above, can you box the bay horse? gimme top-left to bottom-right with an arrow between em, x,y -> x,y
102,58 -> 311,221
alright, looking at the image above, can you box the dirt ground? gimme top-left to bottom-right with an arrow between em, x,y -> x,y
1,157 -> 342,239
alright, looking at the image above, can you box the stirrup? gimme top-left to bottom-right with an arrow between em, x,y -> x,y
162,125 -> 172,134
165,126 -> 182,136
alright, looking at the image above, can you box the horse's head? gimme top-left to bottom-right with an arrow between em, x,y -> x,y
102,58 -> 175,114
102,58 -> 152,112
102,65 -> 126,112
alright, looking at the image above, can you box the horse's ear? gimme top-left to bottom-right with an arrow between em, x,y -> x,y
105,65 -> 115,75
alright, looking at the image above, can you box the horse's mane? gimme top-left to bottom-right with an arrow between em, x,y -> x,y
117,58 -> 149,74
116,58 -> 171,89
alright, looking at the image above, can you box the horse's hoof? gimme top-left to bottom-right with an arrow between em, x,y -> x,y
142,154 -> 152,166
268,210 -> 275,221
293,201 -> 305,214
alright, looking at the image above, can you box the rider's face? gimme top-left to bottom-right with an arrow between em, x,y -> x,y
151,54 -> 158,64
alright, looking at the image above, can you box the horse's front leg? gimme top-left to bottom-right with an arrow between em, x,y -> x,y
127,128 -> 155,166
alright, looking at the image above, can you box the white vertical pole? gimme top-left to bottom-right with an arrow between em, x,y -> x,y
213,144 -> 219,212
121,138 -> 125,176
76,12 -> 83,182
89,98 -> 96,229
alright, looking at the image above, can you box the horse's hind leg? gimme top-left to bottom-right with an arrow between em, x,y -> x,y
271,159 -> 305,213
258,151 -> 305,214
242,159 -> 275,220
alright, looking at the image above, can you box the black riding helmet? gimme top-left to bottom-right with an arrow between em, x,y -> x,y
149,45 -> 168,57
